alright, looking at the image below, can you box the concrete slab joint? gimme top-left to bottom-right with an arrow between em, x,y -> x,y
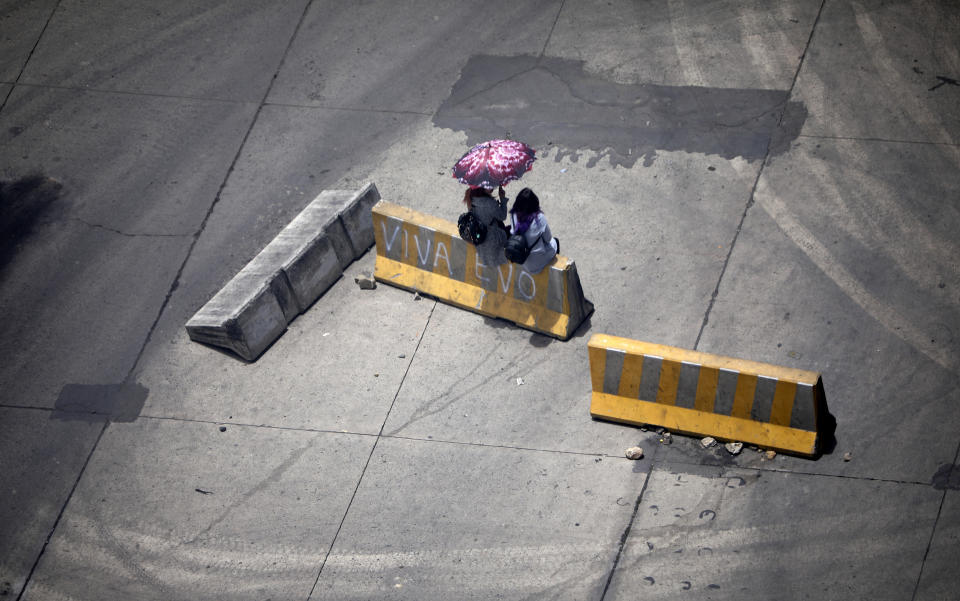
185,183 -> 380,360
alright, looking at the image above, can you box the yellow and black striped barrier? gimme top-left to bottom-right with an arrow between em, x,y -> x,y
372,201 -> 593,340
589,334 -> 826,456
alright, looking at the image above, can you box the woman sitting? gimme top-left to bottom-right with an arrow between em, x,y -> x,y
463,185 -> 509,266
509,188 -> 558,274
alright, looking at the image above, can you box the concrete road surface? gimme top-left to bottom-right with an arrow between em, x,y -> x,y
1,1 -> 958,600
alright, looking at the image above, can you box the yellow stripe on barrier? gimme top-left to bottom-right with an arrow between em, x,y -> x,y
589,334 -> 826,456
591,392 -> 819,455
373,201 -> 593,340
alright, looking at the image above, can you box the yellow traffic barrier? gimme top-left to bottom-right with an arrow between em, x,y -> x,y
588,334 -> 826,456
372,201 -> 593,340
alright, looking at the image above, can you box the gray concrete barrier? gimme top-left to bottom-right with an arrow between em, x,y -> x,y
186,183 -> 380,360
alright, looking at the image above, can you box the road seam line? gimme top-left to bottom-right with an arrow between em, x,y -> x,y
14,420 -> 108,601
599,450 -> 657,600
306,300 -> 437,600
911,439 -> 960,600
538,0 -> 567,61
693,0 -> 827,350
125,0 -> 318,380
798,133 -> 960,147
0,0 -> 63,114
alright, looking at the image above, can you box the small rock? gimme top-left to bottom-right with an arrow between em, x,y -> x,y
516,377 -> 524,386
413,291 -> 422,301
625,446 -> 644,460
655,427 -> 665,435
764,450 -> 777,460
398,354 -> 406,359
355,273 -> 376,290
218,426 -> 226,432
843,452 -> 853,462
700,436 -> 717,448
724,442 -> 743,455
659,432 -> 672,445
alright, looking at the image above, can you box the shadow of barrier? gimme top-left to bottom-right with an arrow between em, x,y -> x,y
588,334 -> 827,457
372,201 -> 593,340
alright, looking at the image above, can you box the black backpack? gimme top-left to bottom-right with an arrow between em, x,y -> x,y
458,212 -> 487,245
504,232 -> 542,264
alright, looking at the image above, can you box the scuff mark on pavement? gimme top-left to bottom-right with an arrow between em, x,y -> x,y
186,440 -> 314,544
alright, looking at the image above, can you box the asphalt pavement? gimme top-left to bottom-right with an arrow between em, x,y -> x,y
1,1 -> 959,600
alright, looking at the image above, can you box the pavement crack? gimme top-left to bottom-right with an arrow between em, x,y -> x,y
928,74 -> 959,91
70,217 -> 191,238
444,66 -> 538,112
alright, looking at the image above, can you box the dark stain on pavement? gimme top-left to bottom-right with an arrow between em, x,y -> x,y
0,174 -> 63,270
52,383 -> 148,422
932,463 -> 960,490
435,55 -> 807,168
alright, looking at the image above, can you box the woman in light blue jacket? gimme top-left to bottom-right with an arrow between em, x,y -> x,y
509,188 -> 558,274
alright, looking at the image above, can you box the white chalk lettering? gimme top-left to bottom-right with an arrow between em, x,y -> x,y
415,234 -> 432,266
433,241 -> 452,276
402,229 -> 409,259
381,221 -> 401,253
474,252 -> 491,284
497,263 -> 514,294
517,270 -> 536,300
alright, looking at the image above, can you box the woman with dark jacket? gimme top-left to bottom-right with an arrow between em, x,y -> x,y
509,188 -> 558,274
463,185 -> 509,266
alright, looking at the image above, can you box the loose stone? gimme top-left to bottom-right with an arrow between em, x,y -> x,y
724,442 -> 743,455
355,273 -> 376,289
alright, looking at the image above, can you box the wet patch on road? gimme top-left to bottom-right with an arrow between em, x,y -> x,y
435,55 -> 806,167
932,463 -> 960,490
0,174 -> 64,270
52,383 -> 148,422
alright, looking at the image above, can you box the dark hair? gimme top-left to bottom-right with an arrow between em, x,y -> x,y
463,186 -> 494,209
511,188 -> 540,216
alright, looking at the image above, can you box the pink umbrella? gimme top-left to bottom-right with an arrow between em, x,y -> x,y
452,139 -> 536,189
